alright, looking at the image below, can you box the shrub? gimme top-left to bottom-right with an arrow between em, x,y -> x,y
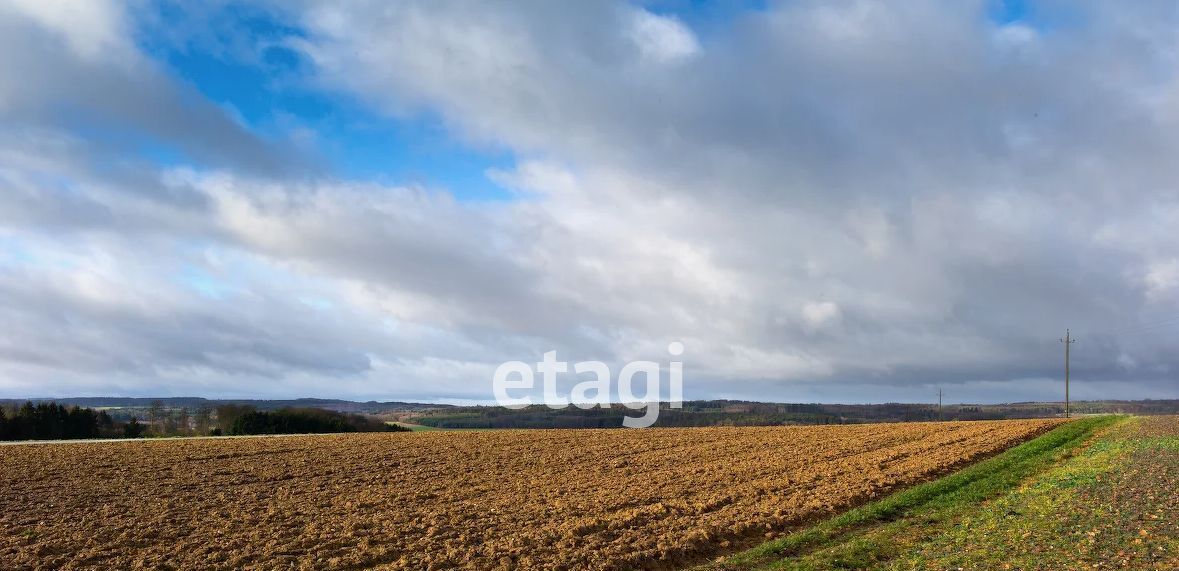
228,408 -> 399,436
123,417 -> 146,438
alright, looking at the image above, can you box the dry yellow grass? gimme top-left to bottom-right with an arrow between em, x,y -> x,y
0,419 -> 1062,570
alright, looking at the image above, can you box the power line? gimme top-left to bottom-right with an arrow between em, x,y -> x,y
1102,314 -> 1179,336
1060,329 -> 1077,418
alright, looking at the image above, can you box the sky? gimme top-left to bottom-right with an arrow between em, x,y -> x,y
0,0 -> 1177,404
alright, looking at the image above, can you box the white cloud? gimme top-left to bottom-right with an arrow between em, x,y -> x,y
1,0 -> 132,61
801,301 -> 842,333
626,9 -> 700,63
1144,259 -> 1179,301
993,22 -> 1038,51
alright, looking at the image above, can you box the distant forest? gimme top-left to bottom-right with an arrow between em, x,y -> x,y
220,406 -> 408,435
4,397 -> 1177,436
398,399 -> 1179,429
0,401 -> 404,441
0,402 -> 124,440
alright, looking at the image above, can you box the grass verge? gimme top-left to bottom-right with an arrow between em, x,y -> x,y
697,416 -> 1122,570
886,415 -> 1178,569
387,422 -> 444,432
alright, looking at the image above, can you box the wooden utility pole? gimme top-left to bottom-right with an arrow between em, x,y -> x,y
1060,329 -> 1077,418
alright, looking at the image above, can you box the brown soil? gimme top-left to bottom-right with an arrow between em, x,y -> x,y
0,419 -> 1061,570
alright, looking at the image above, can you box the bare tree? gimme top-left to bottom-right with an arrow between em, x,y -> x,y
147,400 -> 164,435
194,406 -> 212,435
176,407 -> 191,436
214,404 -> 254,433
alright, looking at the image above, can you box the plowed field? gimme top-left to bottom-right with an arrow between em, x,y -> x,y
0,419 -> 1062,570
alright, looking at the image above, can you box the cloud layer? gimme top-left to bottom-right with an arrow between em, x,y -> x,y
1,0 -> 1177,402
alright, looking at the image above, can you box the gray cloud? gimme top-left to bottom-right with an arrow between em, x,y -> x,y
0,0 -> 1177,402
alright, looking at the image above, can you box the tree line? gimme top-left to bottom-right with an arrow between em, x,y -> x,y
223,407 -> 409,435
0,401 -> 407,441
0,402 -> 124,440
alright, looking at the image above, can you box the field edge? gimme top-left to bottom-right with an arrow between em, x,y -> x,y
693,415 -> 1121,571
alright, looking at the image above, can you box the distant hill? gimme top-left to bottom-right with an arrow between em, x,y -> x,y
0,397 -> 452,415
3,397 -> 1176,429
398,398 -> 1179,429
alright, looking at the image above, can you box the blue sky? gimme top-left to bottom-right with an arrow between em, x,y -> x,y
990,0 -> 1030,24
136,2 -> 517,200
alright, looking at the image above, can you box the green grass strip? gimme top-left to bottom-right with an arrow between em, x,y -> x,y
700,416 -> 1121,570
